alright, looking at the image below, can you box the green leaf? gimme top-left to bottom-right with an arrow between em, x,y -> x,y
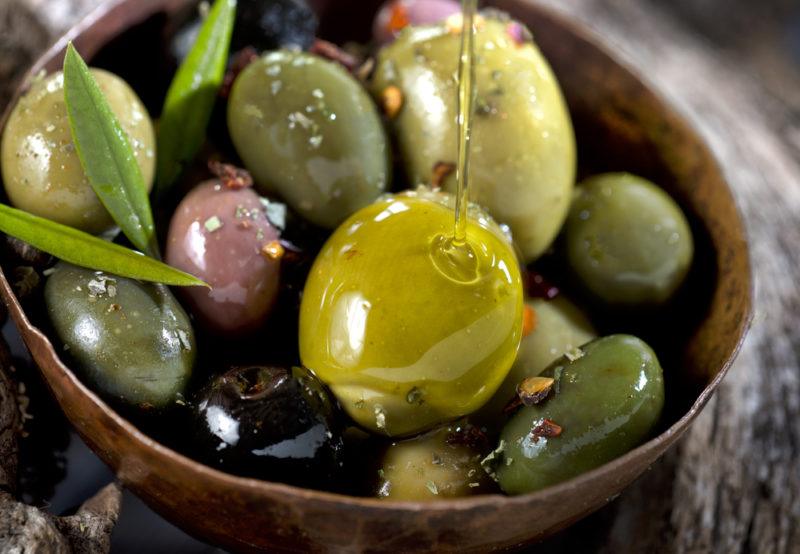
63,43 -> 158,257
0,204 -> 207,287
154,0 -> 237,199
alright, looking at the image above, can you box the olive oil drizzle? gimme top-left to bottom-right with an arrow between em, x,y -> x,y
430,0 -> 480,283
453,0 -> 478,247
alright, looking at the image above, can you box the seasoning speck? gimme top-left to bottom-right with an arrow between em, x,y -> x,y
406,386 -> 424,405
261,241 -> 285,260
380,85 -> 403,119
426,481 -> 439,495
204,216 -> 223,233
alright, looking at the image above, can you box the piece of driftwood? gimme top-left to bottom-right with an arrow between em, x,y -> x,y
1,0 -> 798,552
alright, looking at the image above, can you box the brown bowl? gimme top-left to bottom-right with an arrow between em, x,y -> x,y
0,0 -> 751,551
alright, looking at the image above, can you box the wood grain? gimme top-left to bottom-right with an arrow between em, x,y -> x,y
1,0 -> 796,552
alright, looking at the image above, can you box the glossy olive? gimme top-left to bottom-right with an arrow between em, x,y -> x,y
165,179 -> 281,335
475,295 -> 596,428
1,69 -> 155,234
372,0 -> 460,45
494,334 -> 664,495
371,15 -> 576,262
299,188 -> 523,436
228,51 -> 390,228
44,263 -> 195,409
565,173 -> 694,305
376,423 -> 493,500
194,365 -> 344,488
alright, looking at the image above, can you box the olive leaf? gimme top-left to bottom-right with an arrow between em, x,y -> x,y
0,204 -> 207,287
154,0 -> 237,199
62,43 -> 159,258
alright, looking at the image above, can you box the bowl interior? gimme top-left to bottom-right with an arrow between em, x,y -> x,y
0,0 -> 751,551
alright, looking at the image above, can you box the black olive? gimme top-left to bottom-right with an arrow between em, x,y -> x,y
233,0 -> 318,53
169,0 -> 318,63
194,365 -> 344,488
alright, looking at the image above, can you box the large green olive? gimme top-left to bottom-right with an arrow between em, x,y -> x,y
44,263 -> 195,409
1,70 -> 155,234
376,424 -> 493,500
299,188 -> 523,436
228,51 -> 390,228
494,334 -> 664,495
475,295 -> 596,428
564,173 -> 694,305
371,15 -> 576,262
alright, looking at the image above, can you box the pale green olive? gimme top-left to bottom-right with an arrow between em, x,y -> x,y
475,295 -> 596,428
1,69 -> 155,234
371,15 -> 576,262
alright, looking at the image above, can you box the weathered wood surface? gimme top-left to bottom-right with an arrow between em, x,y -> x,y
0,0 -> 798,552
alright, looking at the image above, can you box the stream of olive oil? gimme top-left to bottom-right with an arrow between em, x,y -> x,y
430,0 -> 480,282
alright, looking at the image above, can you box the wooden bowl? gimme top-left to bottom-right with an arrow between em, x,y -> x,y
0,0 -> 751,551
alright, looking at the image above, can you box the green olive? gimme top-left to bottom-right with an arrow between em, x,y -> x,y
228,51 -> 390,228
475,295 -> 596,428
44,263 -> 195,409
1,70 -> 155,234
299,188 -> 523,436
376,424 -> 493,500
565,173 -> 694,305
494,334 -> 664,495
371,15 -> 576,262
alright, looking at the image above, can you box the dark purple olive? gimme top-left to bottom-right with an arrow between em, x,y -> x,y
165,177 -> 281,335
194,366 -> 344,488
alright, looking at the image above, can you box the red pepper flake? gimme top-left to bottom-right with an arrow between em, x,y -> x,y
310,39 -> 361,72
380,85 -> 404,120
208,161 -> 253,190
530,418 -> 562,442
343,248 -> 361,260
446,424 -> 489,450
526,270 -> 559,300
386,2 -> 410,35
431,161 -> 456,189
522,305 -> 537,337
261,241 -> 285,261
220,47 -> 258,98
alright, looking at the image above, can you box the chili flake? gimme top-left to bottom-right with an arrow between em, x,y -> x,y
530,418 -> 562,443
431,161 -> 456,189
522,305 -> 537,337
261,240 -> 285,261
381,85 -> 404,119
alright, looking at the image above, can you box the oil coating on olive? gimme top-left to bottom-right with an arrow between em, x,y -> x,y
475,295 -> 597,428
228,51 -> 390,229
165,179 -> 281,335
299,188 -> 523,436
565,173 -> 694,305
371,15 -> 576,262
376,424 -> 493,500
194,365 -> 344,488
44,263 -> 195,409
1,70 -> 155,234
494,334 -> 664,495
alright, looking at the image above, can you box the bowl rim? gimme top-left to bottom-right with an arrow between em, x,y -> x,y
0,0 -> 753,515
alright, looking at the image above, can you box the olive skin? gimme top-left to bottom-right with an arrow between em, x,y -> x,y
299,188 -> 523,436
44,263 -> 195,409
165,179 -> 281,335
376,424 -> 493,500
495,334 -> 664,495
371,16 -> 576,262
228,51 -> 390,229
1,70 -> 155,234
372,0 -> 460,45
194,365 -> 344,488
564,173 -> 694,305
475,295 -> 596,428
